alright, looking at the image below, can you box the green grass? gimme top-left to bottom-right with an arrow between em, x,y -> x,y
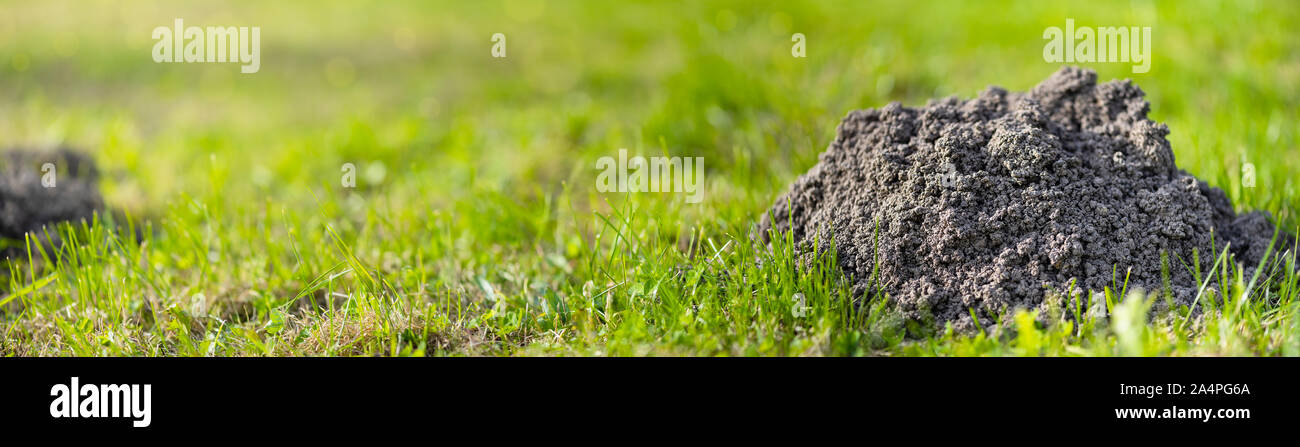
0,0 -> 1297,356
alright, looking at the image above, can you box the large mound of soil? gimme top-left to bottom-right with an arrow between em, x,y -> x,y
760,67 -> 1284,329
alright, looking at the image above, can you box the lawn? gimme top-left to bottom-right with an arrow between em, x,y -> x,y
0,0 -> 1297,356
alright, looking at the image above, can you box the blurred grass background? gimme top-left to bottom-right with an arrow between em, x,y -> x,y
0,0 -> 1296,355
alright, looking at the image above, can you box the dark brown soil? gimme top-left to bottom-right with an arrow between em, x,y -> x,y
0,148 -> 103,249
760,67 -> 1285,330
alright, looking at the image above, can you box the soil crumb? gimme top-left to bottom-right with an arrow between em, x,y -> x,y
0,148 -> 103,247
760,67 -> 1286,330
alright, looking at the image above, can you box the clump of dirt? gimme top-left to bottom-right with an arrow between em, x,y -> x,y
760,67 -> 1286,330
0,148 -> 103,248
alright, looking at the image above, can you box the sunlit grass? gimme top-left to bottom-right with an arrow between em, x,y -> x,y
0,0 -> 1296,356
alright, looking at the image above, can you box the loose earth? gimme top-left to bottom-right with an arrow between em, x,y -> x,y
760,67 -> 1286,330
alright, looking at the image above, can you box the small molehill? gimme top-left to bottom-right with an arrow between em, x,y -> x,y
0,148 -> 103,249
760,67 -> 1285,330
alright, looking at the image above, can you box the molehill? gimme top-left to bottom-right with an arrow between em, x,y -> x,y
0,148 -> 102,249
760,67 -> 1285,330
